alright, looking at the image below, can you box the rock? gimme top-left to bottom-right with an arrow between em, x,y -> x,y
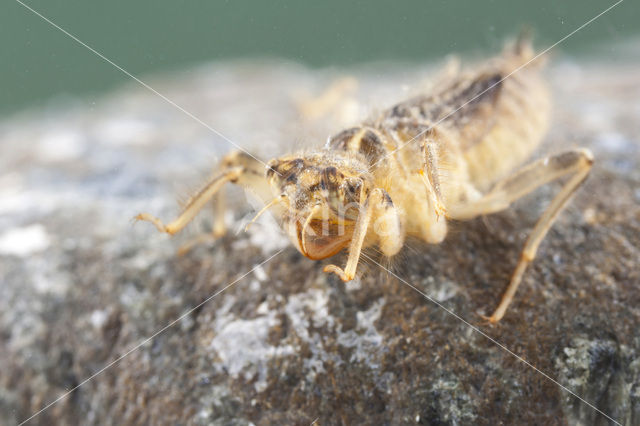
1,50 -> 639,425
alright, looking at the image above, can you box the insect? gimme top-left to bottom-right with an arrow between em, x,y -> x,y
136,37 -> 592,323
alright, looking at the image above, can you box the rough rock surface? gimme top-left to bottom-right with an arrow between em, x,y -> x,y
1,50 -> 639,425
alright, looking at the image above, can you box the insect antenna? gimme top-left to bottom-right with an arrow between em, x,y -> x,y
244,194 -> 287,232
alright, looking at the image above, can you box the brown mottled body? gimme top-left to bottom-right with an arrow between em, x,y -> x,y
304,42 -> 551,256
136,40 -> 592,322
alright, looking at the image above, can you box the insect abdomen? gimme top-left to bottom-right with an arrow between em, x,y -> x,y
380,43 -> 551,192
327,40 -> 551,196
462,66 -> 550,190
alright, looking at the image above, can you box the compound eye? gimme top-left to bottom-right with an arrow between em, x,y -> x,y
341,178 -> 362,203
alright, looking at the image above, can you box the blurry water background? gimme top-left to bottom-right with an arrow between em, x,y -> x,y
3,0 -> 639,116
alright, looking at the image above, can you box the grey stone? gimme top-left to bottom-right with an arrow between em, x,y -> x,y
1,50 -> 639,425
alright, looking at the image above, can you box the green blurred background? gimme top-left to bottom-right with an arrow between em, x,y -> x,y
2,0 -> 638,115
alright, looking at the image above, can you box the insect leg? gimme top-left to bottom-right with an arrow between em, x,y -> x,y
419,135 -> 447,218
135,167 -> 243,235
295,77 -> 359,123
135,151 -> 270,239
176,184 -> 235,256
324,188 -> 400,281
448,149 -> 593,323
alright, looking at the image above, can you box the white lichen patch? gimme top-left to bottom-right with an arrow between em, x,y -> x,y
244,216 -> 290,255
556,337 -> 599,390
285,288 -> 334,332
429,276 -> 461,302
209,301 -> 295,392
284,288 -> 337,380
0,224 -> 50,257
253,264 -> 268,282
89,309 -> 109,330
336,298 -> 385,365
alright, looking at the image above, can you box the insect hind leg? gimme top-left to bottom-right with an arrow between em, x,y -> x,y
448,148 -> 593,323
295,76 -> 359,124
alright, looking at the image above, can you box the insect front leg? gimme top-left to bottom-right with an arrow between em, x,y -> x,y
324,188 -> 401,281
419,135 -> 447,219
135,151 -> 271,242
448,148 -> 593,323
